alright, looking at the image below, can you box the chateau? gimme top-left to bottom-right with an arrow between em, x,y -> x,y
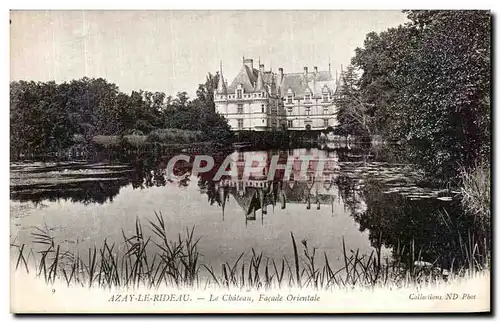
215,57 -> 339,131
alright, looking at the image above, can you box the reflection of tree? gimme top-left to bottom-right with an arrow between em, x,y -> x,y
10,179 -> 128,205
347,179 -> 477,270
131,153 -> 193,189
199,178 -> 222,207
336,174 -> 363,215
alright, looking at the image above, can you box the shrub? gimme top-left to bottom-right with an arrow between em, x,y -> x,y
92,135 -> 120,147
460,161 -> 491,228
147,128 -> 203,144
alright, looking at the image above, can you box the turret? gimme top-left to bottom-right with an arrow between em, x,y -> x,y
217,61 -> 227,94
278,68 -> 284,85
243,57 -> 254,70
255,69 -> 265,92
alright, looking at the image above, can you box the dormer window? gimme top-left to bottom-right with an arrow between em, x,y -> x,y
237,89 -> 242,99
287,96 -> 293,104
322,94 -> 329,102
305,94 -> 311,103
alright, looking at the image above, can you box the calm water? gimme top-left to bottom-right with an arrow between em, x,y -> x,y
10,144 -> 468,270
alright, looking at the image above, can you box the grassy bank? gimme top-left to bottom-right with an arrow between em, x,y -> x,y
93,129 -> 205,148
11,212 -> 488,290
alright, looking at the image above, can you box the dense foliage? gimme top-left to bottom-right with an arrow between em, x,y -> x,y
342,10 -> 491,178
10,73 -> 233,157
333,65 -> 370,136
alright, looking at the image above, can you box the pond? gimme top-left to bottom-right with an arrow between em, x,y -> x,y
10,144 -> 471,274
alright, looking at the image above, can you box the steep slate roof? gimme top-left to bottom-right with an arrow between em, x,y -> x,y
224,61 -> 336,97
226,65 -> 278,94
279,70 -> 336,99
227,65 -> 259,93
254,70 -> 265,91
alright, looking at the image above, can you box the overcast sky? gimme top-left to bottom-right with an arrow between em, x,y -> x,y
10,10 -> 408,97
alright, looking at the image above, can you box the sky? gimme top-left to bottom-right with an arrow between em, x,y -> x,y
10,10 -> 408,97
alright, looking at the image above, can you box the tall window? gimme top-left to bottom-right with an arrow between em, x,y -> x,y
237,89 -> 242,99
261,105 -> 265,113
322,94 -> 329,102
237,119 -> 244,129
305,107 -> 311,115
287,96 -> 293,104
237,104 -> 243,114
288,120 -> 293,128
323,119 -> 329,127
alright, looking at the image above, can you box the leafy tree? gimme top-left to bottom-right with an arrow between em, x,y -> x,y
334,65 -> 372,136
352,10 -> 491,178
10,72 -> 233,158
196,72 -> 220,111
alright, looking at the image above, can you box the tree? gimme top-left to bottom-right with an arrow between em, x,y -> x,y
334,65 -> 372,136
352,26 -> 416,137
352,10 -> 491,178
196,72 -> 220,111
10,72 -> 234,158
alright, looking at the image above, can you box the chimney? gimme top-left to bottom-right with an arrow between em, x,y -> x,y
314,66 -> 318,74
278,68 -> 284,84
304,66 -> 308,75
243,58 -> 254,70
259,63 -> 264,73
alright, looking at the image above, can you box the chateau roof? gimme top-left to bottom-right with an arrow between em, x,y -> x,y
226,63 -> 277,94
227,65 -> 259,93
279,70 -> 336,99
222,58 -> 337,97
217,71 -> 227,94
254,70 -> 265,91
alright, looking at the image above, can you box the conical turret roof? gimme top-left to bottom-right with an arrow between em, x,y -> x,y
217,61 -> 227,94
255,70 -> 265,92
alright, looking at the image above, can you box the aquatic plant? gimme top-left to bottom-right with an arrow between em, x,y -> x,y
11,212 -> 488,290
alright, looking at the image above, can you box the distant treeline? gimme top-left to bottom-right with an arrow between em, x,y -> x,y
10,73 -> 233,157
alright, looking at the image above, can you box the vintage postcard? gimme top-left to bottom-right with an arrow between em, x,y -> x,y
9,10 -> 491,314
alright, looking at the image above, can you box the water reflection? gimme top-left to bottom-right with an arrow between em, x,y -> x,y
11,144 -> 478,271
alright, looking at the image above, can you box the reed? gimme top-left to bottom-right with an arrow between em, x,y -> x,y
11,212 -> 488,291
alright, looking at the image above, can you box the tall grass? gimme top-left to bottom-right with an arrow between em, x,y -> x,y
460,161 -> 491,225
459,160 -> 491,272
11,212 -> 486,291
147,128 -> 204,144
92,129 -> 204,150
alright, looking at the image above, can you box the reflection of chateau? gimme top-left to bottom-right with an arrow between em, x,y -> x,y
215,58 -> 339,131
215,179 -> 339,223
227,149 -> 340,182
214,150 -> 341,222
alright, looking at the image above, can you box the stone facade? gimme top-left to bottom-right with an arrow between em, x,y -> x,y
215,58 -> 338,131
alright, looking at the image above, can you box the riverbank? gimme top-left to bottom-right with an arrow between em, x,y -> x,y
11,210 -> 489,292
